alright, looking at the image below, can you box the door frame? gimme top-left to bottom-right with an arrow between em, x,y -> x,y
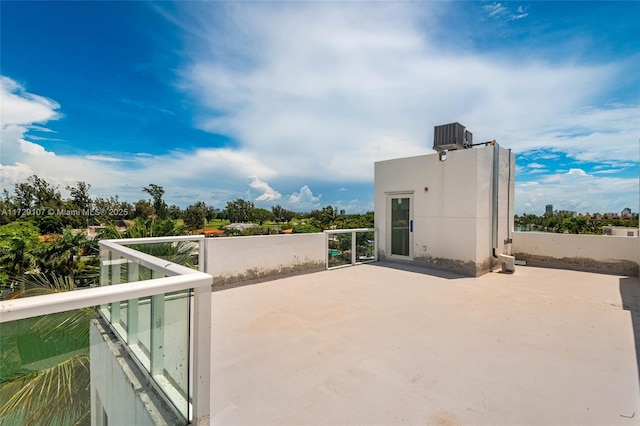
386,191 -> 414,261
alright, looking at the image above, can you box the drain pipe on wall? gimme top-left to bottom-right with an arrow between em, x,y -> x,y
506,149 -> 513,255
492,141 -> 500,259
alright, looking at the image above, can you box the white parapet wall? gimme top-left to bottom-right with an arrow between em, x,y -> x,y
204,233 -> 326,287
512,231 -> 639,275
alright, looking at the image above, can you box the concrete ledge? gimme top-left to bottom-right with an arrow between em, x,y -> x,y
385,255 -> 492,277
513,232 -> 639,276
211,261 -> 326,289
513,253 -> 639,276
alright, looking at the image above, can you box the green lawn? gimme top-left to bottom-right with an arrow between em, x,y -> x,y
205,219 -> 231,228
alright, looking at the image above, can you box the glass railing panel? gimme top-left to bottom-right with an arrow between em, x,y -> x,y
151,289 -> 191,421
328,233 -> 352,268
355,230 -> 376,263
96,242 -> 194,424
131,295 -> 151,371
326,229 -> 377,269
0,309 -> 94,425
129,241 -> 200,270
1,236 -> 208,426
99,248 -> 111,321
95,237 -> 211,423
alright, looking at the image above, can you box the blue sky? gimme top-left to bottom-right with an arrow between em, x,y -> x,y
1,1 -> 638,215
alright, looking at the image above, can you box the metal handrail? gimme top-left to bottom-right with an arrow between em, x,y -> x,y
325,228 -> 375,234
0,273 -> 210,323
100,239 -> 202,277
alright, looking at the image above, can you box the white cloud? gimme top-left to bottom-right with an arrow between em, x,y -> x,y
483,3 -> 528,21
528,163 -> 546,169
288,185 -> 321,211
593,169 -> 622,175
85,155 -> 124,162
179,2 -> 634,189
517,172 -> 637,214
248,175 -> 282,202
19,139 -> 55,157
335,198 -> 374,214
566,168 -> 589,176
1,3 -> 637,214
0,76 -> 60,126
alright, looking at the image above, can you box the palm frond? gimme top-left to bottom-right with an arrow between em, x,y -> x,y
9,275 -> 94,344
130,241 -> 198,269
0,354 -> 90,426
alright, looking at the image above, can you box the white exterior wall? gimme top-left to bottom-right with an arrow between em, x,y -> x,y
205,233 -> 325,286
90,320 -> 182,426
374,145 -> 515,276
512,232 -> 639,275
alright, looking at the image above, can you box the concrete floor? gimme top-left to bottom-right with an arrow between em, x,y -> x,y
210,263 -> 640,426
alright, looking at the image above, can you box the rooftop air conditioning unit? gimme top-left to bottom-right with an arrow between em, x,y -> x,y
433,122 -> 473,151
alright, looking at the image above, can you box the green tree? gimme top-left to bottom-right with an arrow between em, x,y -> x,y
250,208 -> 275,225
99,217 -> 186,239
292,224 -> 321,233
167,204 -> 182,219
32,211 -> 65,235
93,196 -> 133,221
193,201 -> 216,221
183,204 -> 206,230
0,221 -> 41,285
143,184 -> 168,219
226,199 -> 254,223
13,175 -> 62,211
0,189 -> 16,225
65,181 -> 92,210
35,228 -> 89,283
334,212 -> 374,229
134,199 -> 155,219
272,205 -> 295,223
310,205 -> 338,228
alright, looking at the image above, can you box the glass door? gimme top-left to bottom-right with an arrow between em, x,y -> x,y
390,195 -> 412,259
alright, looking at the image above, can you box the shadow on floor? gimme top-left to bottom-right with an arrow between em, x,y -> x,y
620,275 -> 640,384
370,260 -> 469,280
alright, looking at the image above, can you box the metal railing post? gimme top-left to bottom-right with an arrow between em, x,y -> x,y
192,284 -> 211,425
351,231 -> 357,265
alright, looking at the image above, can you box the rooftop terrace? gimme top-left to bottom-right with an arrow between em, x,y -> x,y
210,262 -> 640,425
2,232 -> 638,425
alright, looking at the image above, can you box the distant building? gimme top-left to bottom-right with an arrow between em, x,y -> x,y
545,204 -> 553,215
622,207 -> 632,216
602,226 -> 639,237
340,209 -> 346,215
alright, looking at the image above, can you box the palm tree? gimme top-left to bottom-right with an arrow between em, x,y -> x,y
98,218 -> 197,268
34,228 -> 91,283
0,222 -> 41,289
0,274 -> 95,425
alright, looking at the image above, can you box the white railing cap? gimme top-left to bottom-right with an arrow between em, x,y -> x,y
325,228 -> 375,234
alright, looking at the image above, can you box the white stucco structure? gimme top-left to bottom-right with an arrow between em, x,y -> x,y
374,145 -> 515,276
205,233 -> 325,286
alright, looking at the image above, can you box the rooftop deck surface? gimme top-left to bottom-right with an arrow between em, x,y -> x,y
210,263 -> 640,425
